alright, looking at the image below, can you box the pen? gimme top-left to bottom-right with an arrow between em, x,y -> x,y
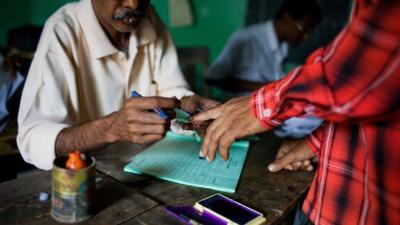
131,91 -> 169,119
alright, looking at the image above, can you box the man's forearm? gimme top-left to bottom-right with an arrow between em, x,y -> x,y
55,112 -> 118,156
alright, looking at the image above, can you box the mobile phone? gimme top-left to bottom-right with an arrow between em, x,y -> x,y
194,194 -> 266,225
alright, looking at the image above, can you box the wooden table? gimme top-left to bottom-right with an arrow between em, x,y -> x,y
0,171 -> 158,225
0,132 -> 314,225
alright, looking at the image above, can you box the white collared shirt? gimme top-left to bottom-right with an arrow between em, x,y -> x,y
206,20 -> 289,84
17,0 -> 193,170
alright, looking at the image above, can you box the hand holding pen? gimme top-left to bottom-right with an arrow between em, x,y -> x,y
105,91 -> 179,144
131,91 -> 170,119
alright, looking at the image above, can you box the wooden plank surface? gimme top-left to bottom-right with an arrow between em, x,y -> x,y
94,132 -> 315,225
0,171 -> 158,225
0,132 -> 314,225
122,206 -> 182,225
0,135 -> 18,156
90,142 -> 152,184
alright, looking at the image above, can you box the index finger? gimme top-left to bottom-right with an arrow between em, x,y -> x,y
190,105 -> 223,122
268,152 -> 296,172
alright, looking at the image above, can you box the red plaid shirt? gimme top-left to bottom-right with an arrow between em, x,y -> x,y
250,0 -> 400,224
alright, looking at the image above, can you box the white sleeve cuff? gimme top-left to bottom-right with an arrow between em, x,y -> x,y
159,87 -> 194,100
18,123 -> 70,170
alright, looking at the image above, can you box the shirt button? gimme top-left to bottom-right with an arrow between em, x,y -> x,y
263,108 -> 272,118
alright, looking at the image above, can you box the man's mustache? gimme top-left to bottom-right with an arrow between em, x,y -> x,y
113,9 -> 146,21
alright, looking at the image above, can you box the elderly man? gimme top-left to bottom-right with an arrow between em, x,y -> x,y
17,0 -> 217,170
192,0 -> 400,224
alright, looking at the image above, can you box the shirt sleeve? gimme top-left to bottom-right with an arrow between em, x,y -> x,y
250,2 -> 400,130
17,21 -> 76,170
306,124 -> 325,156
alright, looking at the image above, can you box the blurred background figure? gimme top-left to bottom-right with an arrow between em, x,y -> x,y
206,0 -> 321,95
244,0 -> 350,67
0,51 -> 24,133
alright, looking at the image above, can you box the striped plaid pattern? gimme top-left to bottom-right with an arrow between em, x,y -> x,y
250,0 -> 400,224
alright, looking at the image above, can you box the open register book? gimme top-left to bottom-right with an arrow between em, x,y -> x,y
124,131 -> 250,193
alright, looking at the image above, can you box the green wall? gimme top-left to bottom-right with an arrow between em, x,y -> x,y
30,0 -> 74,25
0,0 -> 73,47
0,0 -> 247,60
0,2 -> 32,46
152,0 -> 246,60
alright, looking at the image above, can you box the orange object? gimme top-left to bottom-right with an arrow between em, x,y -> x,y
66,151 -> 86,170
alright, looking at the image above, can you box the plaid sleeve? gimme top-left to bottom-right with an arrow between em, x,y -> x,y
250,4 -> 400,129
250,48 -> 327,128
306,125 -> 325,155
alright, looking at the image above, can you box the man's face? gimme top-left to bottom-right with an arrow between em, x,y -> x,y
92,0 -> 151,33
284,14 -> 315,46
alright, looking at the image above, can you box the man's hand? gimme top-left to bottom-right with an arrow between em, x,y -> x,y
190,96 -> 267,161
268,139 -> 316,172
56,96 -> 180,156
181,95 -> 219,113
107,96 -> 180,144
182,120 -> 212,138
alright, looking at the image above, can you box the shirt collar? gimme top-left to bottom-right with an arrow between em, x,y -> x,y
265,20 -> 288,55
76,0 -> 157,59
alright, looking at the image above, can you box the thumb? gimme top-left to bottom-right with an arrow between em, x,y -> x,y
181,96 -> 197,113
268,153 -> 296,173
190,105 -> 223,122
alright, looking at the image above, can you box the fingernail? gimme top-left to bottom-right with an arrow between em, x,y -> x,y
199,151 -> 205,159
206,156 -> 211,162
268,164 -> 276,172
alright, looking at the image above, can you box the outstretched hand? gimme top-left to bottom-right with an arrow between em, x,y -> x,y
181,94 -> 220,113
190,96 -> 267,161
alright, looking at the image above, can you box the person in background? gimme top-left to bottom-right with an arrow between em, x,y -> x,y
206,0 -> 321,94
192,0 -> 400,224
206,0 -> 323,139
0,52 -> 24,133
17,0 -> 218,170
